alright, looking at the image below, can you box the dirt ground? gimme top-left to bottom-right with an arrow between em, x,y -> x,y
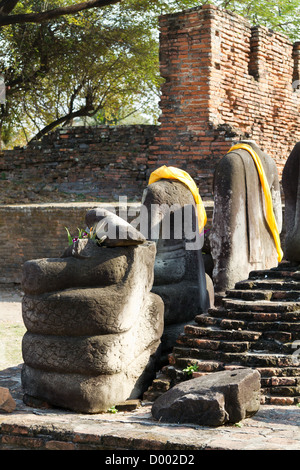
0,285 -> 25,370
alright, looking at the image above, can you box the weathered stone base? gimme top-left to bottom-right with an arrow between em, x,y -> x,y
22,348 -> 160,413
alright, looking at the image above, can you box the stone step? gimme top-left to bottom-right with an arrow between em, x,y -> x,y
251,338 -> 295,354
172,347 -> 300,368
248,322 -> 300,335
226,289 -> 300,302
263,395 -> 300,405
248,269 -> 300,281
256,366 -> 300,377
270,291 -> 300,301
196,313 -> 300,343
261,385 -> 300,397
184,323 -> 300,344
222,298 -> 300,313
235,279 -> 300,291
142,374 -> 171,402
183,324 -> 261,341
195,313 -> 248,330
177,333 -> 295,355
206,308 -> 300,322
168,356 -> 224,373
167,360 -> 300,382
176,334 -> 251,353
226,290 -> 273,301
194,313 -> 222,326
261,376 -> 300,388
261,331 -> 293,342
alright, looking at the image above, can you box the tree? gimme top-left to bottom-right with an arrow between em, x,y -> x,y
0,1 -> 204,145
0,0 -> 120,26
214,0 -> 300,41
0,1 -> 163,144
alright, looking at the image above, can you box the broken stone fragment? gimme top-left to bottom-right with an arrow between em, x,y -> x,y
85,207 -> 146,246
0,387 -> 16,413
151,368 -> 261,427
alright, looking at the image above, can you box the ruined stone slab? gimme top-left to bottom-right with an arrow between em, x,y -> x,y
152,368 -> 261,427
85,207 -> 146,247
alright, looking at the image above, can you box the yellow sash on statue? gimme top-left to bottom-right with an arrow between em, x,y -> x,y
228,143 -> 283,262
148,165 -> 207,234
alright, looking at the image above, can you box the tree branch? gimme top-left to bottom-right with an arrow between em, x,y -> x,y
30,103 -> 95,141
0,0 -> 121,26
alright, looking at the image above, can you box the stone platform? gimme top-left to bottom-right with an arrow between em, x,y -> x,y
146,262 -> 300,406
0,364 -> 300,451
0,285 -> 300,451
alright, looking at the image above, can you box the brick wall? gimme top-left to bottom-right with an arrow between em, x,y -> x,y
0,125 -> 158,202
151,4 -> 300,193
0,203 -> 92,283
0,202 -> 214,284
0,202 -> 139,284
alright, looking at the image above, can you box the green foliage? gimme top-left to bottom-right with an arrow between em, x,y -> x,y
214,0 -> 300,41
65,226 -> 97,245
233,421 -> 243,427
183,363 -> 199,375
107,405 -> 118,413
0,1 -> 164,144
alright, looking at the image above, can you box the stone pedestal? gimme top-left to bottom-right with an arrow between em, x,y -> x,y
21,239 -> 164,413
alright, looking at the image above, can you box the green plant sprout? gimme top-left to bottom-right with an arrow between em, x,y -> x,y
107,405 -> 118,414
183,364 -> 199,375
65,226 -> 97,246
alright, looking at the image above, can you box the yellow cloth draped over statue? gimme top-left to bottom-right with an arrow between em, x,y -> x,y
228,143 -> 283,262
148,165 -> 207,234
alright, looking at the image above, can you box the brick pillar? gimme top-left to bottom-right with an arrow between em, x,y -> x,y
248,26 -> 269,83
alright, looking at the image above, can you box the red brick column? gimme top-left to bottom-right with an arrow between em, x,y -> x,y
150,4 -> 300,196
